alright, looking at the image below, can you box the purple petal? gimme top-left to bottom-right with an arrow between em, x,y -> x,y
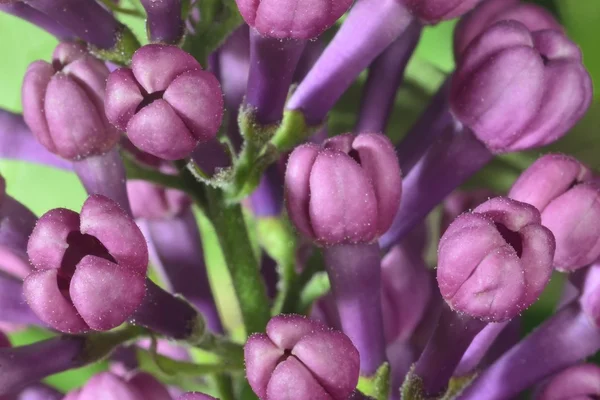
266,314 -> 327,349
244,333 -> 284,400
266,356 -> 331,400
21,60 -> 56,153
104,68 -> 145,132
131,45 -> 200,93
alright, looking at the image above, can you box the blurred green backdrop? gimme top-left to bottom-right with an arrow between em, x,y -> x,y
0,0 -> 598,393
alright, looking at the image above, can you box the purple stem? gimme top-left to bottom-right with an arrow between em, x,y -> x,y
460,303 -> 600,400
355,21 -> 422,133
129,278 -> 199,340
0,109 -> 71,171
387,340 -> 416,400
396,77 -> 452,174
0,336 -> 86,395
0,3 -> 74,41
140,209 -> 223,333
246,30 -> 305,125
286,0 -> 415,125
413,305 -> 487,397
454,321 -> 510,376
23,0 -> 123,49
0,271 -> 44,326
324,243 -> 387,375
379,124 -> 493,249
481,317 -> 521,368
72,148 -> 132,216
140,0 -> 184,44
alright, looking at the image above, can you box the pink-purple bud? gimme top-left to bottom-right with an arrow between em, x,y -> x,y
23,195 -> 148,333
402,0 -> 483,24
510,154 -> 600,272
441,188 -> 494,234
537,364 -> 600,400
104,45 -> 224,160
127,180 -> 190,220
22,42 -> 119,161
177,393 -> 218,400
451,21 -> 592,154
73,372 -> 171,400
285,133 -> 401,246
454,0 -> 563,60
235,0 -> 353,39
437,197 -> 555,322
244,314 -> 359,400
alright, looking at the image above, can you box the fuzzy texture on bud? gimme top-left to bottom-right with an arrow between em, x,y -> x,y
285,132 -> 401,246
437,197 -> 555,321
510,154 -> 600,271
454,0 -> 562,60
537,364 -> 600,400
244,314 -> 359,400
23,195 -> 148,333
104,45 -> 224,160
235,0 -> 353,39
22,42 -> 119,160
451,21 -> 592,154
402,0 -> 483,24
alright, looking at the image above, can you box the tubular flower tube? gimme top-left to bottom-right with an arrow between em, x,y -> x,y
0,271 -> 43,326
380,20 -> 592,249
140,0 -> 184,45
460,263 -> 600,400
0,2 -> 75,41
244,314 -> 360,400
355,21 -> 422,134
22,42 -> 131,211
249,164 -> 284,218
138,208 -> 224,333
0,335 -> 87,396
285,0 -> 482,126
285,132 -> 401,374
536,364 -> 600,400
104,44 -> 224,160
411,197 -> 555,396
19,0 -> 128,49
509,154 -> 600,272
23,195 -> 148,333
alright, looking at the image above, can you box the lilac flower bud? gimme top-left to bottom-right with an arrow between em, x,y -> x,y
140,0 -> 184,44
454,0 -> 563,60
244,314 -> 359,400
285,133 -> 401,246
441,188 -> 494,234
537,364 -> 600,400
177,393 -> 218,400
75,372 -> 171,400
22,42 -> 119,161
510,154 -> 600,271
235,0 -> 353,39
451,21 -> 592,153
402,0 -> 483,24
128,180 -> 190,220
23,195 -> 148,333
104,45 -> 224,160
438,197 -> 555,322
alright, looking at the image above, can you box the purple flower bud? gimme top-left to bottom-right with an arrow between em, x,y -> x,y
285,133 -> 401,246
441,188 -> 495,234
438,197 -> 555,322
177,393 -> 218,400
235,0 -> 353,39
75,372 -> 170,400
22,42 -> 119,161
128,180 -> 190,220
402,0 -> 483,24
23,195 -> 148,333
454,0 -> 563,60
451,21 -> 592,153
104,45 -> 224,160
140,0 -> 184,44
0,331 -> 9,348
244,314 -> 359,400
510,154 -> 600,271
537,364 -> 600,400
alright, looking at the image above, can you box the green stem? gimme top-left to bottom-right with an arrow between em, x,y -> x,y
214,374 -> 236,400
122,152 -> 190,193
205,187 -> 271,335
194,331 -> 245,367
280,248 -> 325,314
83,324 -> 148,362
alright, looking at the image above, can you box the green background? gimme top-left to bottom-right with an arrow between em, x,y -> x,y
0,0 -> 599,393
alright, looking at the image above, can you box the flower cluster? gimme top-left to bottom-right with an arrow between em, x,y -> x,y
0,0 -> 597,399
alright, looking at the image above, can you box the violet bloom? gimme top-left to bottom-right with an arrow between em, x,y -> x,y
22,42 -> 131,212
140,0 -> 184,44
509,154 -> 600,272
411,197 -> 555,396
536,364 -> 600,400
23,195 -> 148,333
285,132 -> 401,374
460,263 -> 600,400
380,19 -> 592,248
244,314 -> 359,400
105,44 -> 224,160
